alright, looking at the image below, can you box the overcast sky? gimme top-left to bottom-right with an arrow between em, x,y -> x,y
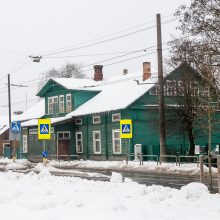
0,0 -> 191,115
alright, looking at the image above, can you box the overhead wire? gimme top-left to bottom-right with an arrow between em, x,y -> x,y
36,13 -> 175,56
41,18 -> 177,57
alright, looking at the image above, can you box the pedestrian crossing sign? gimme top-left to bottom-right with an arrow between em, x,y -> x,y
120,119 -> 132,138
38,119 -> 51,139
11,121 -> 21,133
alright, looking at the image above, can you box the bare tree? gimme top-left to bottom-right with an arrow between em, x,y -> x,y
39,62 -> 86,88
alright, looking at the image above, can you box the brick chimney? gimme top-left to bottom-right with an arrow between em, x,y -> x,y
123,69 -> 128,75
143,62 -> 151,81
94,65 -> 103,81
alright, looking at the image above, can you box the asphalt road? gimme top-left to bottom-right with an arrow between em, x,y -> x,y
49,168 -> 219,193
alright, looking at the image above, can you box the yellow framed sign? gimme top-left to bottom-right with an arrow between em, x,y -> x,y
38,119 -> 51,140
120,119 -> 132,139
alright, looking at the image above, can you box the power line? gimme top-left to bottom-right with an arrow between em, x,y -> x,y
35,14 -> 175,56
0,48 -> 26,57
2,46 -> 168,91
0,59 -> 32,86
40,18 -> 177,57
0,98 -> 39,108
44,50 -> 141,58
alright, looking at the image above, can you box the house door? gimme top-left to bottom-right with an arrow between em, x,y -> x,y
57,131 -> 71,158
58,140 -> 70,156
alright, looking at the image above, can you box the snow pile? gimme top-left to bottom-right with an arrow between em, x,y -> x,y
181,182 -> 209,200
48,159 -> 218,175
0,158 -> 31,171
110,172 -> 123,183
0,171 -> 220,220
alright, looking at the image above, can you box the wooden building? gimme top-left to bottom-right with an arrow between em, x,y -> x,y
20,63 -> 220,161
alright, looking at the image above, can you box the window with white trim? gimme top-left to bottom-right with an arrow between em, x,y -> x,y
59,95 -> 64,113
112,130 -> 121,154
48,96 -> 58,114
149,84 -> 159,95
93,131 -> 101,154
177,81 -> 184,96
22,135 -> 28,153
112,113 -> 121,122
57,131 -> 70,140
75,131 -> 83,153
166,80 -> 176,96
66,94 -> 72,113
93,116 -> 101,124
75,118 -> 82,125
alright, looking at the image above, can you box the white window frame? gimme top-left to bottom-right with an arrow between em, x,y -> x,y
149,84 -> 159,95
112,113 -> 121,122
166,80 -> 176,96
178,80 -> 185,96
93,131 -> 101,154
57,131 -> 70,140
48,96 -> 58,114
93,115 -> 101,124
48,97 -> 53,114
66,94 -> 72,113
75,118 -> 82,125
22,135 -> 28,153
112,129 -> 121,154
59,95 -> 65,113
75,131 -> 83,153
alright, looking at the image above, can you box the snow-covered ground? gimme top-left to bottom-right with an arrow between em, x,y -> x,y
48,159 -> 218,175
0,166 -> 220,220
0,158 -> 218,176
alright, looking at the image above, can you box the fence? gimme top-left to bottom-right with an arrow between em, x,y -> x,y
125,154 -> 204,167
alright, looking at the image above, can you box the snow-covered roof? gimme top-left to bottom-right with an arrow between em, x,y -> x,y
67,74 -> 156,117
51,78 -> 102,91
22,71 -> 157,127
0,125 -> 9,135
21,116 -> 71,127
0,99 -> 45,131
0,115 -> 21,129
18,99 -> 45,121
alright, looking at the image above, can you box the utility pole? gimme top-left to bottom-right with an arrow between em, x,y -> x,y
8,74 -> 11,126
156,13 -> 166,156
208,83 -> 213,190
8,74 -> 13,160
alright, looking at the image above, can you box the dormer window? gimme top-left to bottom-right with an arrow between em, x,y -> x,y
59,95 -> 64,113
166,80 -> 176,96
66,94 -> 72,113
48,96 -> 58,114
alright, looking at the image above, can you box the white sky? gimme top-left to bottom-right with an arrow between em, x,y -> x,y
0,0 -> 191,115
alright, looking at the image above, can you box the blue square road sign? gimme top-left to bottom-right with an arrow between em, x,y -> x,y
39,124 -> 49,134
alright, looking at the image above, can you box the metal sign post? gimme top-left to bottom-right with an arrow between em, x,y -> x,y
120,119 -> 132,164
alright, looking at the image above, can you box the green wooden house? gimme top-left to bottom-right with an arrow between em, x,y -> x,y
20,63 -> 220,161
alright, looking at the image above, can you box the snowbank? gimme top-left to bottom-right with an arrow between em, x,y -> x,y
0,171 -> 219,220
48,159 -> 218,175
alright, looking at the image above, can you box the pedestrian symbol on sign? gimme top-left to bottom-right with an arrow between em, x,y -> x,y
40,124 -> 49,134
122,124 -> 130,133
11,122 -> 21,133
